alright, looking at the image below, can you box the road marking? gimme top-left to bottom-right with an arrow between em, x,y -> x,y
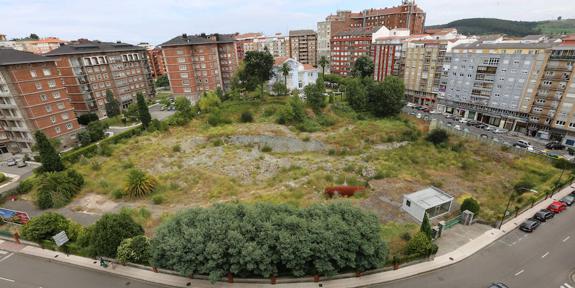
562,283 -> 574,288
563,236 -> 571,242
515,269 -> 524,276
0,276 -> 14,282
542,252 -> 550,258
0,250 -> 7,255
0,253 -> 13,263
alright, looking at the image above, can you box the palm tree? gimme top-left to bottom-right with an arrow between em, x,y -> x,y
125,169 -> 158,198
318,56 -> 329,75
280,63 -> 290,95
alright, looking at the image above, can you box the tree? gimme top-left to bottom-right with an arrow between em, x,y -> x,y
29,33 -> 39,40
351,56 -> 374,78
154,75 -> 169,88
125,169 -> 157,198
280,63 -> 291,94
21,212 -> 69,243
36,171 -> 83,209
420,213 -> 433,240
89,213 -> 144,258
173,96 -> 193,123
272,82 -> 288,96
318,56 -> 329,75
304,83 -> 325,113
77,113 -> 99,125
368,76 -> 405,118
136,92 -> 151,129
105,90 -> 121,118
117,235 -> 152,265
123,103 -> 139,123
277,95 -> 306,125
461,197 -> 480,215
405,232 -> 438,256
197,92 -> 221,113
345,78 -> 368,112
242,51 -> 274,98
34,131 -> 64,172
426,129 -> 449,146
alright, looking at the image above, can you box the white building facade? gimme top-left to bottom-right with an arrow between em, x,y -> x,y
270,57 -> 319,92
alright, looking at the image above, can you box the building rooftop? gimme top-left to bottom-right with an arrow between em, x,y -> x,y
45,40 -> 145,56
453,41 -> 557,50
0,47 -> 52,66
289,30 -> 316,37
522,35 -> 546,41
235,33 -> 264,40
404,187 -> 453,209
352,4 -> 425,18
334,26 -> 382,37
159,33 -> 236,47
274,56 -> 290,66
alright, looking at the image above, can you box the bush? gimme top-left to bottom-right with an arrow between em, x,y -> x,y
16,178 -> 35,194
77,113 -> 99,125
172,145 -> 181,153
35,171 -> 84,209
207,109 -> 232,126
89,213 -> 144,258
151,194 -> 165,205
0,173 -> 6,183
513,179 -> 535,195
125,169 -> 158,199
426,129 -> 449,146
21,212 -> 70,243
117,235 -> 152,265
296,119 -> 321,132
111,189 -> 124,200
405,232 -> 438,256
460,197 -> 480,215
261,145 -> 272,153
240,111 -> 254,123
151,202 -> 387,282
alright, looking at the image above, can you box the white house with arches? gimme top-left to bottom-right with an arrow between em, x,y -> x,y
269,56 -> 318,94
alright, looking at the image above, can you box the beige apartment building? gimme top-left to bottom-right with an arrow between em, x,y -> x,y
289,30 -> 317,66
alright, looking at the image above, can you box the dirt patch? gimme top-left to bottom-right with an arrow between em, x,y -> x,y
68,193 -> 119,214
226,135 -> 328,153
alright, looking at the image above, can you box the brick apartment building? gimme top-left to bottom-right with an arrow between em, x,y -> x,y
0,48 -> 81,153
45,40 -> 155,118
160,33 -> 239,102
317,1 -> 426,73
234,33 -> 265,60
330,27 -> 382,76
147,48 -> 166,79
289,30 -> 317,66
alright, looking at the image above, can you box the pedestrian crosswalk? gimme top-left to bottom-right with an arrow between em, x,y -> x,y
561,283 -> 574,288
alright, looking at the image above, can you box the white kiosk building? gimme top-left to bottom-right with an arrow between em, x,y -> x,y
402,187 -> 454,222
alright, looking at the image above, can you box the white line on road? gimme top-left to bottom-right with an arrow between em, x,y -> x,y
563,236 -> 571,242
0,253 -> 13,263
563,283 -> 574,288
0,250 -> 7,255
0,276 -> 14,283
515,269 -> 524,276
542,251 -> 550,258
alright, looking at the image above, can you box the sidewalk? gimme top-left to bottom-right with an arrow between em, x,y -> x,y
1,184 -> 573,288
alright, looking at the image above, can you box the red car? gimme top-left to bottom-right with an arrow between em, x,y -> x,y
547,201 -> 567,214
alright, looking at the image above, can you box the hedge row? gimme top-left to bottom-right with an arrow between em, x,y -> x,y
62,126 -> 143,163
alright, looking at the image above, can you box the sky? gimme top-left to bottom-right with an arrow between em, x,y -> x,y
0,0 -> 574,45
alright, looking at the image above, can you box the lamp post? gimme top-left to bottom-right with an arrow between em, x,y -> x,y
498,188 -> 538,230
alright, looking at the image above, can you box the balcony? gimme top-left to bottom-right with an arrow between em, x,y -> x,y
2,126 -> 28,132
0,103 -> 17,109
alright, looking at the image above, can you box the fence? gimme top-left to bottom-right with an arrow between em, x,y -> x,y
444,216 -> 460,230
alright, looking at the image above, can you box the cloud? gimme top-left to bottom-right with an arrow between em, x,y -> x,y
0,0 -> 573,45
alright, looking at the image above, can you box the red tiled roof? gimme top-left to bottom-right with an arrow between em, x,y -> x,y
302,64 -> 315,70
274,56 -> 290,66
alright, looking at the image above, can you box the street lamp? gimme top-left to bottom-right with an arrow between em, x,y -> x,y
498,187 -> 538,230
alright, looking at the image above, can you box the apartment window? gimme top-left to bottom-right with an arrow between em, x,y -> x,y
556,120 -> 566,126
57,103 -> 65,110
30,70 -> 37,78
35,82 -> 42,90
176,50 -> 184,55
50,116 -> 56,124
40,94 -> 48,101
177,57 -> 186,63
48,80 -> 56,88
179,65 -> 187,71
61,113 -> 69,120
180,73 -> 189,78
569,122 -> 575,128
66,123 -> 73,130
43,68 -> 51,76
45,105 -> 52,112
55,126 -> 61,134
183,88 -> 192,93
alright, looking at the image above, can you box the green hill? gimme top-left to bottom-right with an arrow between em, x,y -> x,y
428,18 -> 575,36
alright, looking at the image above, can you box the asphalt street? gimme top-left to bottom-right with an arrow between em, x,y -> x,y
0,251 -> 166,288
369,199 -> 575,288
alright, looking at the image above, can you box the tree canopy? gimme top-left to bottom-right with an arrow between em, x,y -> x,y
105,90 -> 121,118
154,75 -> 169,88
242,51 -> 274,97
368,76 -> 405,118
34,131 -> 64,172
89,213 -> 144,258
151,202 -> 387,282
136,92 -> 151,129
351,56 -> 374,78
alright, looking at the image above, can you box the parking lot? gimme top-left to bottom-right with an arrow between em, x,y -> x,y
404,106 -> 573,160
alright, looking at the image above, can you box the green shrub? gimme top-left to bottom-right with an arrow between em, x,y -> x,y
111,189 -> 124,200
35,171 -> 84,209
98,143 -> 113,156
296,119 -> 321,132
125,169 -> 158,198
77,113 -> 99,125
21,212 -> 70,243
405,232 -> 437,256
0,173 -> 6,183
117,235 -> 151,265
151,194 -> 165,205
461,197 -> 480,215
16,178 -> 35,194
172,145 -> 181,153
240,111 -> 254,123
89,213 -> 144,258
426,129 -> 449,146
261,145 -> 272,153
90,160 -> 101,171
207,109 -> 232,126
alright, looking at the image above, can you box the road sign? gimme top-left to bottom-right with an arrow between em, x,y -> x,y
52,231 -> 69,247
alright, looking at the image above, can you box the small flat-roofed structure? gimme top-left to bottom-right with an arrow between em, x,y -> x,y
402,187 -> 454,222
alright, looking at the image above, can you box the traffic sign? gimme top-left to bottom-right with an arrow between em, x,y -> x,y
52,231 -> 69,247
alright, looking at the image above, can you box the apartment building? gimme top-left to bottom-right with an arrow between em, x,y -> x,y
147,48 -> 167,79
289,30 -> 317,66
234,33 -> 265,60
160,33 -> 239,102
45,40 -> 154,118
528,42 -> 575,141
0,48 -> 81,153
257,34 -> 290,58
330,26 -> 387,76
439,41 -> 555,133
372,28 -> 412,81
0,37 -> 66,55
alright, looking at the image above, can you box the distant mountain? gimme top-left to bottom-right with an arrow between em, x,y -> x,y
427,18 -> 575,36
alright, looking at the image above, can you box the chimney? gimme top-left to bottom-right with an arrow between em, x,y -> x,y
182,33 -> 188,39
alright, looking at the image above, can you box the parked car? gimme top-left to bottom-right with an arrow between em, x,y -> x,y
519,218 -> 540,232
534,209 -> 555,222
485,125 -> 496,131
459,118 -> 469,124
6,158 -> 17,166
488,283 -> 510,288
546,141 -> 565,150
416,113 -> 422,119
493,128 -> 508,134
476,123 -> 488,129
430,110 -> 441,114
454,125 -> 462,131
513,140 -> 531,149
560,195 -> 575,206
406,103 -> 416,108
16,160 -> 27,168
480,134 -> 489,139
547,201 -> 567,214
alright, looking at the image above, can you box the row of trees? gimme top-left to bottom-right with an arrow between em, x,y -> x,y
151,202 -> 387,282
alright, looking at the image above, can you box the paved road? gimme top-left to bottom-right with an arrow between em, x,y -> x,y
0,252 -> 165,288
370,201 -> 575,288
